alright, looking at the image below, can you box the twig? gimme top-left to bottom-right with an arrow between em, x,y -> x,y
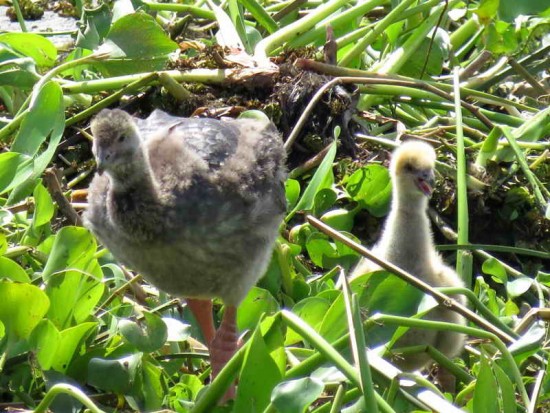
43,168 -> 83,226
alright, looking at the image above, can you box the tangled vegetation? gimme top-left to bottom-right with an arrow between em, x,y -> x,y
0,0 -> 549,412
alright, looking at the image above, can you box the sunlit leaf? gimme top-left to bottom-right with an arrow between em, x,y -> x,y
51,322 -> 97,373
88,353 -> 141,394
345,164 -> 391,217
0,281 -> 49,341
271,377 -> 324,413
237,286 -> 279,331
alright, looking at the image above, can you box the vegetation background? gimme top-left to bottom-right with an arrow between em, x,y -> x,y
0,0 -> 548,412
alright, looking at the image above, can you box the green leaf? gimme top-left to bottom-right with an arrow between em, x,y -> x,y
506,277 -> 533,298
0,152 -> 29,194
320,208 -> 355,232
508,321 -> 545,362
96,12 -> 178,76
32,180 -> 55,228
287,141 -> 336,220
237,286 -> 279,331
498,0 -> 550,21
0,33 -> 57,67
345,164 -> 391,217
119,311 -> 168,352
88,353 -> 141,394
473,355 -> 499,413
0,234 -> 6,255
0,256 -> 31,283
238,0 -> 278,34
271,377 -> 324,413
482,257 -> 507,284
286,297 -> 331,345
285,179 -> 300,210
29,319 -> 60,370
235,325 -> 282,412
0,281 -> 49,341
8,81 -> 65,203
493,362 -> 517,413
42,226 -> 98,282
312,188 -> 338,216
51,322 -> 97,373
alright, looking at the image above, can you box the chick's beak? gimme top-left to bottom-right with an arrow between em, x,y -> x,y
95,150 -> 108,175
415,169 -> 435,196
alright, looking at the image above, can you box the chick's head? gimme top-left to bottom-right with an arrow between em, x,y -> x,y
91,109 -> 141,176
391,140 -> 436,198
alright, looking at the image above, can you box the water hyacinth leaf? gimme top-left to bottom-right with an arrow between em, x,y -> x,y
88,353 -> 141,394
119,311 -> 168,352
0,281 -> 49,341
286,297 -> 331,345
271,377 -> 324,413
0,256 -> 31,283
32,180 -> 55,228
508,321 -> 545,361
287,141 -> 336,220
313,188 -> 338,216
237,286 -> 279,331
0,57 -> 40,88
320,208 -> 355,232
50,322 -> 97,373
493,362 -> 517,413
285,179 -> 300,210
163,317 -> 191,342
96,12 -> 178,76
0,33 -> 57,67
0,153 -> 32,195
482,257 -> 507,284
29,319 -> 60,370
75,2 -> 112,50
506,277 -> 533,298
42,226 -> 98,282
318,293 -> 347,343
473,355 -> 499,413
137,356 -> 164,411
345,164 -> 391,217
8,81 -> 65,203
235,325 -> 282,412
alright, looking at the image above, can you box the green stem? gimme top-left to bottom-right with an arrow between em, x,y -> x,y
34,384 -> 106,413
10,0 -> 28,32
142,0 -> 216,19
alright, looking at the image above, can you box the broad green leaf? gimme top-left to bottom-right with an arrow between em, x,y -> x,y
51,322 -> 97,373
96,12 -> 178,76
286,297 -> 331,345
493,362 -> 517,413
8,81 -> 65,203
0,281 -> 49,341
482,257 -> 507,284
88,353 -> 141,394
312,188 -> 338,216
167,374 -> 204,410
287,141 -> 336,220
119,311 -> 168,352
345,164 -> 391,217
139,357 -> 164,411
32,180 -> 55,228
0,33 -> 57,67
238,0 -> 278,34
42,226 -> 98,282
499,0 -> 550,21
75,2 -> 112,50
473,355 -> 499,413
271,377 -> 324,413
235,326 -> 282,412
0,152 -> 29,194
285,179 -> 300,210
508,321 -> 545,363
29,319 -> 60,370
320,208 -> 355,232
237,286 -> 279,331
318,293 -> 347,343
0,256 -> 31,283
506,277 -> 533,298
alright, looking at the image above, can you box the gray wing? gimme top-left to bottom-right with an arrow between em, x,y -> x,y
140,110 -> 239,169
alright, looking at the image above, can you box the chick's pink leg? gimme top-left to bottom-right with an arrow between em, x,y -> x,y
186,298 -> 215,347
211,305 -> 238,399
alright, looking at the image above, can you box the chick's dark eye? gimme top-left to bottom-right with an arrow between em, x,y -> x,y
404,163 -> 415,172
118,134 -> 126,143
